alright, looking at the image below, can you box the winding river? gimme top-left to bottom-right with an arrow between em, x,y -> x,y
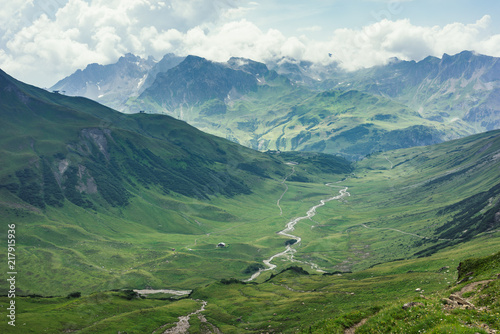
246,185 -> 350,281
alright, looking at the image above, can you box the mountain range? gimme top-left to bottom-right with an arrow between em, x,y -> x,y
51,51 -> 500,160
50,53 -> 185,111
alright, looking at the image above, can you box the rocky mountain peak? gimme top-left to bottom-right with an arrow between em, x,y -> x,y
227,57 -> 269,76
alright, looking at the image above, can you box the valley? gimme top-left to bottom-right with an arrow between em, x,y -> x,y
0,52 -> 499,333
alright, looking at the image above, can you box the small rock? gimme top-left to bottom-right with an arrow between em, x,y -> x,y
449,294 -> 475,308
442,298 -> 457,306
457,276 -> 473,284
402,302 -> 424,310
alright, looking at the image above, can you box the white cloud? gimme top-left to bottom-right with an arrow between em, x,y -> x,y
0,0 -> 242,86
168,15 -> 500,72
302,15 -> 500,70
1,0 -> 500,88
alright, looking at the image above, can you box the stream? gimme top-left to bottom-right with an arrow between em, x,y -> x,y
246,185 -> 350,281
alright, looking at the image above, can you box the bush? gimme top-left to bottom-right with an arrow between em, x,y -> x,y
243,263 -> 265,274
220,278 -> 246,285
122,290 -> 139,300
67,292 -> 81,298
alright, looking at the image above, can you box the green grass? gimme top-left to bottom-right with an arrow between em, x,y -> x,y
0,291 -> 201,334
2,251 -> 498,333
351,253 -> 500,334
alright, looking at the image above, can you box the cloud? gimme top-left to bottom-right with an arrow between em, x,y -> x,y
0,0 -> 242,86
296,15 -> 500,70
153,15 -> 500,71
1,0 -> 500,88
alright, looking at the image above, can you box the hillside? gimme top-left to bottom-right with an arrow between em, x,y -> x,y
0,68 -> 353,295
1,69 -> 499,333
318,51 -> 500,133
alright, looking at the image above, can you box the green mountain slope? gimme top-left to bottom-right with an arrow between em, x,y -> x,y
327,51 -> 500,132
0,68 -> 353,295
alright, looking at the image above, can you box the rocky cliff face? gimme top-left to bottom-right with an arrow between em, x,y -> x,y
137,55 -> 259,111
50,53 -> 184,111
51,53 -> 156,109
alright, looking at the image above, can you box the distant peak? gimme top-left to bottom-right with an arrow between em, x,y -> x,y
180,55 -> 210,67
160,53 -> 178,60
387,57 -> 401,64
118,53 -> 141,62
184,55 -> 208,62
227,57 -> 269,76
228,57 -> 250,66
459,50 -> 475,55
441,50 -> 481,60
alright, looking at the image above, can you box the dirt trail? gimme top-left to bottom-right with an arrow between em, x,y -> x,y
383,155 -> 394,169
344,318 -> 368,334
359,224 -> 456,241
246,185 -> 350,281
153,300 -> 209,334
277,166 -> 295,216
458,280 -> 494,297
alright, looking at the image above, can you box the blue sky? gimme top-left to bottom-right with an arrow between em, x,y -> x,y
244,0 -> 500,37
1,0 -> 499,87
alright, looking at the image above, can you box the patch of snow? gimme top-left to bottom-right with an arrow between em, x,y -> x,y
235,58 -> 249,66
137,74 -> 147,88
